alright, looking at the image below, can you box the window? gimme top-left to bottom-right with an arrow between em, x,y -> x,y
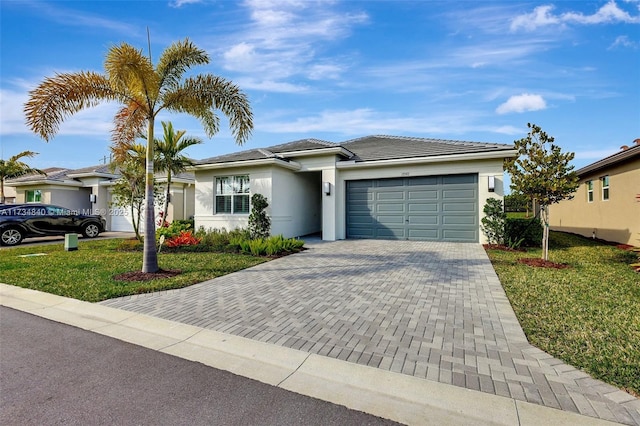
25,190 -> 42,203
586,181 -> 593,202
602,175 -> 609,201
215,175 -> 250,214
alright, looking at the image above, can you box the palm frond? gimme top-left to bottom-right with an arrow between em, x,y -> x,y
157,38 -> 209,92
105,42 -> 159,110
163,75 -> 253,145
24,72 -> 118,141
112,102 -> 147,147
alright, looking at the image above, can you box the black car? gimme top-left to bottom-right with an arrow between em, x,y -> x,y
0,204 -> 107,246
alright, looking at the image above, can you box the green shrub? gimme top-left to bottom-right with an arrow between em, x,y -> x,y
481,198 -> 506,245
505,217 -> 543,247
248,194 -> 271,239
157,219 -> 193,240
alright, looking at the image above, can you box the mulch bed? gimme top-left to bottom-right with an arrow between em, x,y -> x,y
114,269 -> 182,282
518,258 -> 570,269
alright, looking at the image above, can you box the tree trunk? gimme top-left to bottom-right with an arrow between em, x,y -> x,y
0,179 -> 5,203
541,205 -> 550,261
142,119 -> 159,273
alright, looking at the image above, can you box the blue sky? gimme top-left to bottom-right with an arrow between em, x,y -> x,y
1,0 -> 639,173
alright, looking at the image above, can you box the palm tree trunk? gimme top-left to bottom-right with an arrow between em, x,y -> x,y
142,119 -> 159,273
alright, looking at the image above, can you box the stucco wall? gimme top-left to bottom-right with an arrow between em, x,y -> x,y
549,158 -> 640,246
270,168 -> 322,237
194,166 -> 272,233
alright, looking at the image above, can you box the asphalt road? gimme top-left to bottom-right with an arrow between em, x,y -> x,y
0,307 -> 398,426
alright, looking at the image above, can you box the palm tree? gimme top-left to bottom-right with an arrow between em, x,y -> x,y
24,38 -> 253,273
155,121 -> 202,227
0,151 -> 46,204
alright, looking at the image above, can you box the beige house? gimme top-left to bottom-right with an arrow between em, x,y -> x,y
549,142 -> 640,246
6,164 -> 195,232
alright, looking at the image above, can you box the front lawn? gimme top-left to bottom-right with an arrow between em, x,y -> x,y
486,231 -> 640,396
0,239 -> 266,302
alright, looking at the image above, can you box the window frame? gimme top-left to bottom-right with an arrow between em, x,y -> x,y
586,180 -> 593,203
601,175 -> 609,201
25,189 -> 42,203
214,175 -> 250,214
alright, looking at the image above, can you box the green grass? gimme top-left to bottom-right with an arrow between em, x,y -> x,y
486,231 -> 640,396
0,239 -> 266,302
506,211 -> 533,219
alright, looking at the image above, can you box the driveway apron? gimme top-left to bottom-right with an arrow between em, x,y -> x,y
100,240 -> 640,425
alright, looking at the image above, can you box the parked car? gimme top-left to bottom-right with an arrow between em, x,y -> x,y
0,204 -> 107,246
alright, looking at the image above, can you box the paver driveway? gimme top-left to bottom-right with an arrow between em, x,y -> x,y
101,239 -> 640,425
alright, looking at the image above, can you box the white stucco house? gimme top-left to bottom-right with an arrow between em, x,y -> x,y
192,135 -> 516,243
6,164 -> 195,232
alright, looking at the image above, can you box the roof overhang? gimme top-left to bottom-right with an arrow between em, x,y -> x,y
5,179 -> 83,188
274,146 -> 354,159
191,157 -> 302,172
336,150 -> 517,169
575,146 -> 640,177
66,172 -> 120,179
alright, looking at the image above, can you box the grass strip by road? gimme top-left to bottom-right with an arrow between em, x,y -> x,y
486,231 -> 640,396
0,239 -> 266,302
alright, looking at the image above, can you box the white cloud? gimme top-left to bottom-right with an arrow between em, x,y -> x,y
609,35 -> 639,49
169,0 -> 203,8
496,94 -> 547,114
511,1 -> 640,31
216,1 -> 368,87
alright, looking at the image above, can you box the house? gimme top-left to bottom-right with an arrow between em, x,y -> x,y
192,135 -> 516,243
6,164 -> 195,232
549,141 -> 640,246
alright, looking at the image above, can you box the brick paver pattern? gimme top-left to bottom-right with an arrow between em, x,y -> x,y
101,240 -> 640,425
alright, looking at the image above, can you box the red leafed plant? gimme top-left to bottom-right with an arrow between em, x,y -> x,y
165,231 -> 202,248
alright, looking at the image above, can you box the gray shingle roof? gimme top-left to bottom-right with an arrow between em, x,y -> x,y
340,135 -> 514,162
194,135 -> 514,166
195,138 -> 338,165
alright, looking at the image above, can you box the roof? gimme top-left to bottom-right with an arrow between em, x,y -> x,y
195,135 -> 514,166
341,135 -> 514,162
194,138 -> 339,165
575,143 -> 640,177
6,164 -> 194,186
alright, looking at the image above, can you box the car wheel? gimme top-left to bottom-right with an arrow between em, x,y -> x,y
82,223 -> 101,238
1,227 -> 24,246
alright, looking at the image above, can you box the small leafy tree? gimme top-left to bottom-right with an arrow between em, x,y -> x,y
481,198 -> 506,246
248,193 -> 271,239
505,123 -> 579,260
110,145 -> 163,241
504,191 -> 531,215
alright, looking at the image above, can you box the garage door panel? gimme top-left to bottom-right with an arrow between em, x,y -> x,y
408,215 -> 439,225
346,174 -> 478,242
376,178 -> 404,188
377,191 -> 404,201
443,189 -> 475,199
377,203 -> 405,213
443,174 -> 476,185
377,215 -> 405,225
442,202 -> 476,212
408,190 -> 438,200
442,215 -> 476,225
408,203 -> 438,213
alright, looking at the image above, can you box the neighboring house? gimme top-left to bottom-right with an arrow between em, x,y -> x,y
549,142 -> 640,246
192,135 -> 516,243
6,164 -> 195,232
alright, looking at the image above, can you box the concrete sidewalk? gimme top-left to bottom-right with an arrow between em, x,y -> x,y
0,283 -> 621,425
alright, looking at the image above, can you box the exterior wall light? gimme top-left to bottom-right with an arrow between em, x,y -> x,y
488,176 -> 495,192
323,181 -> 331,195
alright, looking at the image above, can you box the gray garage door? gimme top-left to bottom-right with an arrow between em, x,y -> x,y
346,174 -> 478,242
